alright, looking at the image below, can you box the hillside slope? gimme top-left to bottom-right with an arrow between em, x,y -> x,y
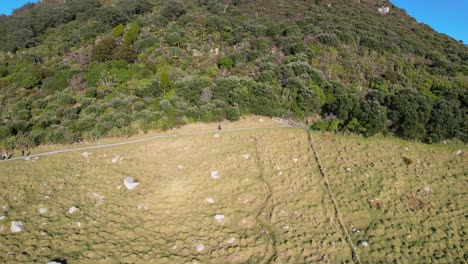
0,0 -> 466,153
0,120 -> 466,262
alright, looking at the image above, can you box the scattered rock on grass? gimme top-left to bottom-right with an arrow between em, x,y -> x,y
214,133 -> 220,139
69,206 -> 79,214
112,156 -> 119,163
456,149 -> 462,155
11,221 -> 24,233
241,154 -> 250,159
214,214 -> 224,222
47,258 -> 67,264
227,237 -> 236,244
0,216 -> 6,221
210,171 -> 220,179
124,177 -> 139,190
91,193 -> 104,205
81,152 -> 91,157
206,198 -> 214,204
196,243 -> 204,252
39,208 -> 48,214
358,240 -> 369,247
352,228 -> 360,234
178,165 -> 184,169
423,186 -> 430,193
138,204 -> 148,210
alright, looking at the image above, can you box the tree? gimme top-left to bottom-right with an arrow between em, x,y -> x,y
0,136 -> 16,159
426,99 -> 461,142
176,78 -> 211,104
297,84 -> 322,116
16,132 -> 34,156
386,93 -> 433,140
91,35 -> 116,61
251,83 -> 282,116
161,0 -> 186,21
359,100 -> 387,137
160,70 -> 172,94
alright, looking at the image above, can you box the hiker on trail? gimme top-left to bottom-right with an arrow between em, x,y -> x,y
218,124 -> 222,130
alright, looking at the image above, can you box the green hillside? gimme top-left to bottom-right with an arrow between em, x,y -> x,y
0,0 -> 466,153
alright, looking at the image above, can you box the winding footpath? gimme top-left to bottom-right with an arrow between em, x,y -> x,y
1,125 -> 289,162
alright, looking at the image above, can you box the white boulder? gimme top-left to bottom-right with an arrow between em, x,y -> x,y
69,206 -> 79,214
11,221 -> 24,233
210,171 -> 220,179
358,240 -> 369,247
214,214 -> 224,221
124,177 -> 140,190
196,243 -> 204,252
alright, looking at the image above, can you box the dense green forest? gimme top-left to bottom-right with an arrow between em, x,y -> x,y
0,0 -> 466,155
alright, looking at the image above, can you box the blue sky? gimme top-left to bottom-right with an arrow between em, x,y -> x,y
0,0 -> 467,43
0,0 -> 38,15
391,0 -> 468,43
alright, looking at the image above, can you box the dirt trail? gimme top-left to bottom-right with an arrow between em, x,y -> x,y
253,139 -> 277,263
305,130 -> 361,264
2,125 -> 288,162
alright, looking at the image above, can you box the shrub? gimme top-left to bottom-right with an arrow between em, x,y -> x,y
112,24 -> 125,37
226,106 -> 241,121
91,35 -> 116,61
161,0 -> 187,21
317,33 -> 340,47
123,22 -> 140,47
218,57 -> 234,70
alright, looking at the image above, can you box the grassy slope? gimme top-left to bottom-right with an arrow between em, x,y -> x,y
0,117 -> 466,263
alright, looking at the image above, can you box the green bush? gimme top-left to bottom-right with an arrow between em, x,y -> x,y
112,24 -> 125,37
91,35 -> 116,62
226,106 -> 241,121
218,57 -> 234,70
123,22 -> 140,47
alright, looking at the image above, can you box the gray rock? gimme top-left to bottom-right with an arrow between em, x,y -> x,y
210,171 -> 220,179
68,206 -> 79,214
358,240 -> 369,247
124,177 -> 140,190
196,243 -> 204,252
11,221 -> 24,233
214,214 -> 224,221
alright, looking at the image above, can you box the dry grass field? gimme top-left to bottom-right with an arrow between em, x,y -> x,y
0,116 -> 466,263
314,133 -> 467,263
